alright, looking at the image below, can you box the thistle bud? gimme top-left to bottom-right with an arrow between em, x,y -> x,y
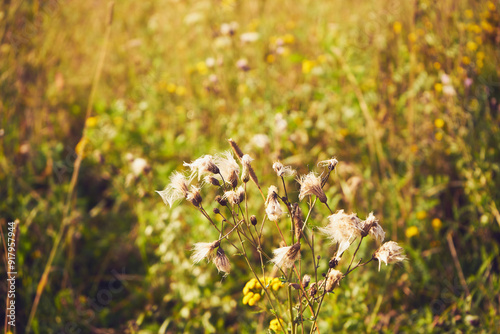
215,195 -> 227,206
309,282 -> 318,297
292,203 -> 304,241
205,175 -> 220,187
328,257 -> 338,269
213,208 -> 220,214
250,215 -> 257,226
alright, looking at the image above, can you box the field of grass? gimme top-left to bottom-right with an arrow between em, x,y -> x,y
1,0 -> 500,333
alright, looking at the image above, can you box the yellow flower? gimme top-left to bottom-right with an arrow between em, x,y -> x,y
435,132 -> 443,141
433,62 -> 441,70
462,56 -> 471,65
487,1 -> 496,11
85,116 -> 98,128
405,226 -> 419,238
270,318 -> 284,332
75,136 -> 88,156
283,33 -> 295,44
416,211 -> 427,220
466,41 -> 478,52
166,83 -> 177,93
408,32 -> 417,43
465,9 -> 474,19
302,60 -> 315,74
432,218 -> 442,231
434,118 -> 445,128
266,54 -> 276,64
196,61 -> 208,75
393,21 -> 402,34
176,86 -> 187,96
434,83 -> 443,93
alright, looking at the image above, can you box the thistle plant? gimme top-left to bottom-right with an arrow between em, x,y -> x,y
157,139 -> 407,333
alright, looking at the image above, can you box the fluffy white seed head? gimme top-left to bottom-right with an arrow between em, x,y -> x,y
318,158 -> 339,171
362,212 -> 385,244
373,241 -> 407,271
265,185 -> 283,221
191,241 -> 220,264
270,242 -> 301,269
273,161 -> 296,177
156,171 -> 192,207
215,151 -> 240,188
223,186 -> 245,205
213,247 -> 231,276
318,210 -> 362,259
297,172 -> 327,203
325,269 -> 343,292
183,155 -> 219,180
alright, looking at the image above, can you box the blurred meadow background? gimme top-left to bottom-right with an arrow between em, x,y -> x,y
1,0 -> 500,332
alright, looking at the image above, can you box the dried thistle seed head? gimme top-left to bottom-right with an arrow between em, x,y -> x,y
265,185 -> 283,221
270,242 -> 301,269
215,151 -> 240,188
297,172 -> 327,203
215,195 -> 227,206
191,240 -> 220,264
360,212 -> 385,243
292,203 -> 304,241
213,207 -> 220,214
325,269 -> 343,292
223,187 -> 244,205
240,154 -> 253,183
236,186 -> 245,204
289,283 -> 301,290
250,215 -> 257,226
272,161 -> 296,177
318,158 -> 339,171
204,175 -> 220,187
308,282 -> 318,297
302,274 -> 311,288
228,138 -> 244,159
186,186 -> 202,207
183,155 -> 220,180
213,247 -> 231,275
373,241 -> 407,271
318,210 -> 362,259
156,171 -> 192,207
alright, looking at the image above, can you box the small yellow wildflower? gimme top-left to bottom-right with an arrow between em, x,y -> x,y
75,137 -> 88,156
408,32 -> 417,43
405,226 -> 419,238
339,128 -> 349,137
416,211 -> 427,220
393,21 -> 402,34
317,54 -> 328,64
434,83 -> 443,93
432,218 -> 442,231
433,62 -> 441,70
85,116 -> 98,128
270,318 -> 284,332
487,1 -> 496,11
166,83 -> 176,93
475,36 -> 483,45
410,144 -> 418,153
302,60 -> 315,74
465,9 -> 474,19
196,61 -> 208,75
477,51 -> 485,60
266,54 -> 276,64
283,33 -> 295,44
435,132 -> 443,141
477,59 -> 484,69
176,86 -> 187,96
466,41 -> 478,52
434,118 -> 445,128
462,56 -> 471,65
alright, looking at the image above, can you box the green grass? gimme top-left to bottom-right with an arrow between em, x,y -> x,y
1,0 -> 499,332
